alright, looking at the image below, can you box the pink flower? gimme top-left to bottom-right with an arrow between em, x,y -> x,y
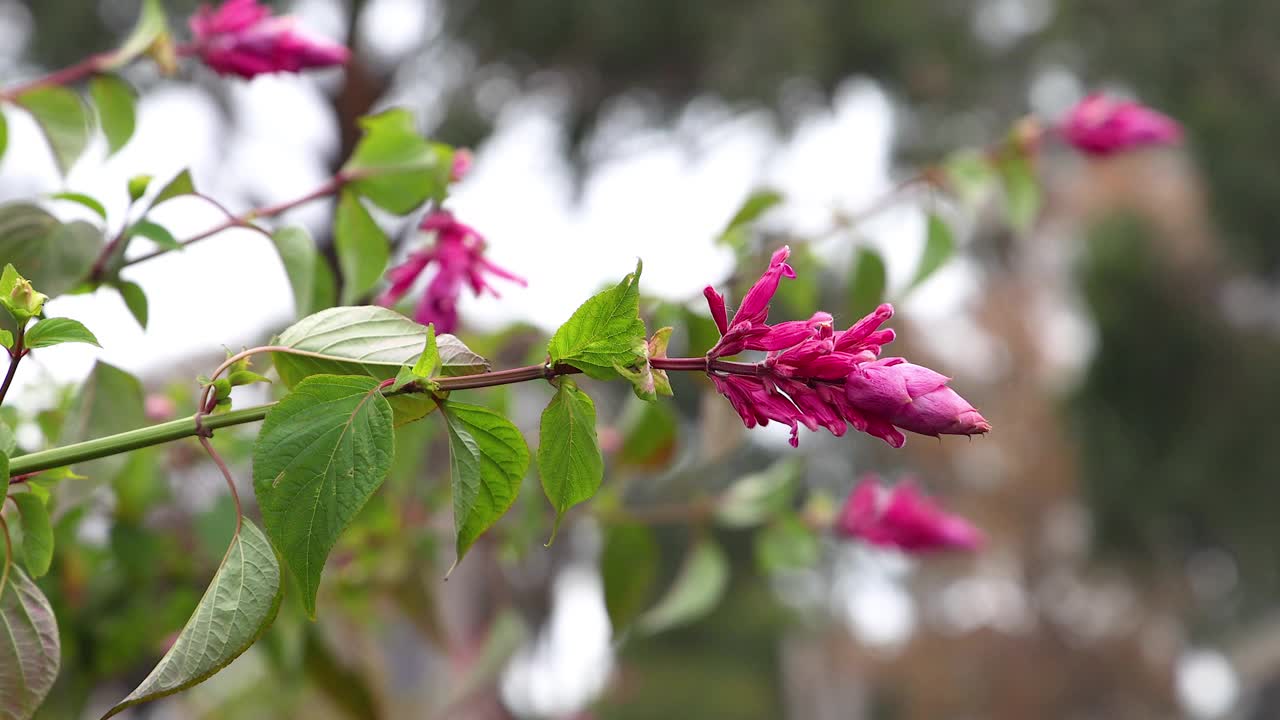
376,210 -> 525,332
836,478 -> 983,552
450,149 -> 473,182
701,249 -> 988,448
844,359 -> 991,438
189,0 -> 350,79
1060,94 -> 1182,156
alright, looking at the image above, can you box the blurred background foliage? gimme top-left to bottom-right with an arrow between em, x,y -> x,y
4,0 -> 1279,718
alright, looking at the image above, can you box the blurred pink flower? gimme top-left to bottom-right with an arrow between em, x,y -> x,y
836,478 -> 983,552
1060,94 -> 1182,156
450,149 -> 473,182
376,210 -> 525,333
701,247 -> 988,447
189,0 -> 350,79
144,394 -> 176,422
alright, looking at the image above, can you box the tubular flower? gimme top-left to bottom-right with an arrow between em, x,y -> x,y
189,0 -> 350,79
1059,94 -> 1182,156
836,477 -> 983,552
376,210 -> 525,333
702,246 -> 988,447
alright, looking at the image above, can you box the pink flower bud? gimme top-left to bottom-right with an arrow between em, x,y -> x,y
729,245 -> 794,327
845,359 -> 991,438
450,149 -> 473,182
836,478 -> 983,552
1060,94 -> 1182,156
754,312 -> 831,351
145,394 -> 177,422
189,0 -> 350,79
703,286 -> 729,335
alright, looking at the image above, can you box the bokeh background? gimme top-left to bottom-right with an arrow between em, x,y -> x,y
3,0 -> 1279,718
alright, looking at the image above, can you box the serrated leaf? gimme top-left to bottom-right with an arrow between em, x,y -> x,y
270,226 -> 331,318
638,538 -> 729,634
105,0 -> 168,69
252,375 -> 393,617
547,260 -> 647,380
537,379 -> 603,540
149,169 -> 194,209
272,306 -> 485,425
0,566 -> 59,720
17,86 -> 93,175
50,192 -> 107,220
24,317 -> 100,349
998,151 -> 1041,233
89,74 -> 136,156
601,523 -> 658,629
342,109 -> 452,214
116,281 -> 147,328
11,493 -> 52,578
440,401 -> 529,566
718,188 -> 783,251
101,520 -> 282,718
334,191 -> 388,304
909,213 -> 955,290
848,246 -> 886,319
128,219 -> 180,250
0,203 -> 103,299
755,514 -> 820,574
715,457 -> 801,529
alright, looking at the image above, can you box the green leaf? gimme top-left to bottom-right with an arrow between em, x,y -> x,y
334,191 -> 389,304
718,188 -> 784,251
127,219 -> 180,251
714,457 -> 801,529
848,246 -> 886,318
440,401 -> 529,567
0,263 -> 46,323
11,493 -> 52,578
50,192 -> 107,220
342,109 -> 452,214
0,449 -> 7,480
101,520 -> 282,719
272,306 -> 486,424
617,398 -> 677,467
88,74 -> 136,156
149,169 -> 195,209
105,0 -> 168,69
0,329 -> 10,350
755,514 -> 820,574
0,566 -> 59,720
126,174 -> 152,202
0,203 -> 103,299
411,323 -> 440,378
116,281 -> 148,328
270,226 -> 333,318
537,378 -> 603,540
252,375 -> 393,617
25,317 -> 100,349
17,86 -> 93,175
0,424 -> 15,455
0,109 -> 7,164
601,523 -> 658,630
998,150 -> 1041,232
60,361 -> 145,480
638,538 -> 730,634
546,260 -> 647,380
909,213 -> 955,290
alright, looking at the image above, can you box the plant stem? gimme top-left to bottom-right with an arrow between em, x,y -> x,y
5,355 -> 780,479
0,329 -> 26,408
0,52 -> 112,102
8,404 -> 272,478
120,174 -> 350,268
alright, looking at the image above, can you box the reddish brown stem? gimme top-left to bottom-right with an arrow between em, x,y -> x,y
0,52 -> 112,101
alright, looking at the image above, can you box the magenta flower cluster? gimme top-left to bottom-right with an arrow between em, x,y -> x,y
376,211 -> 525,333
703,246 -> 990,448
1059,93 -> 1182,156
836,477 -> 983,552
189,0 -> 349,79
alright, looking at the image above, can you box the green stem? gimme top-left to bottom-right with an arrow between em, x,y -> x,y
8,404 -> 272,478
